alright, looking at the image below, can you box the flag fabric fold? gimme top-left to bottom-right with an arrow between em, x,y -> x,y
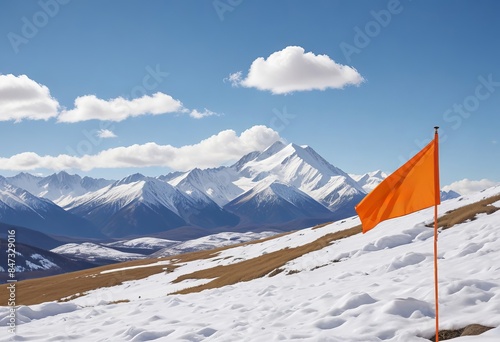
355,134 -> 440,233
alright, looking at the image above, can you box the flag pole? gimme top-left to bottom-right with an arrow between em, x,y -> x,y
433,126 -> 440,342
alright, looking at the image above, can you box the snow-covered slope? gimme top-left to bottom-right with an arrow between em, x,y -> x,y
51,243 -> 144,262
151,231 -> 276,257
2,186 -> 500,341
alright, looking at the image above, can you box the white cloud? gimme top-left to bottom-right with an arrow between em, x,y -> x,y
225,71 -> 243,87
0,74 -> 218,123
228,46 -> 364,94
443,178 -> 500,195
0,74 -> 59,122
0,125 -> 281,172
58,92 -> 185,123
97,129 -> 117,139
189,108 -> 219,119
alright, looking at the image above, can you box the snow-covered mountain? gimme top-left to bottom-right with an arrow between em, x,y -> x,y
0,142 -> 374,239
233,142 -> 366,210
0,177 -> 101,238
6,171 -> 113,205
63,175 -> 239,237
52,142 -> 367,238
350,170 -> 387,192
163,168 -> 244,207
441,189 -> 461,201
224,180 -> 333,225
163,141 -> 366,224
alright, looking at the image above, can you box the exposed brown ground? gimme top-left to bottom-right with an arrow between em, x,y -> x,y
311,221 -> 334,230
429,324 -> 494,341
432,194 -> 500,229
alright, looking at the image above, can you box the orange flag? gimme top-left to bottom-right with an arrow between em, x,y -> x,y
356,132 -> 440,233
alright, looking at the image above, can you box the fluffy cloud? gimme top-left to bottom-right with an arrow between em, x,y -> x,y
97,129 -> 117,138
0,74 -> 59,122
0,125 -> 281,171
228,46 -> 364,94
443,178 -> 499,195
58,92 -> 185,123
0,74 -> 219,123
189,108 -> 219,119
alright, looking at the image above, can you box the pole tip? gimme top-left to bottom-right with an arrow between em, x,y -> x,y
434,126 -> 439,133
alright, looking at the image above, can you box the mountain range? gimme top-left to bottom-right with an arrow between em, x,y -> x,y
0,141 -> 457,240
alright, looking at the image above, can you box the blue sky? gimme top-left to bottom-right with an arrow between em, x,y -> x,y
0,0 -> 499,192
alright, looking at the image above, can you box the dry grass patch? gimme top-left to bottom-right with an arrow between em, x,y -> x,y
108,299 -> 130,305
430,194 -> 500,229
429,324 -> 494,341
172,225 -> 362,295
312,221 -> 334,230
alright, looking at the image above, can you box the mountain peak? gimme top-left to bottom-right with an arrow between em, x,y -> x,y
349,170 -> 387,192
369,170 -> 387,178
114,173 -> 147,186
255,141 -> 287,161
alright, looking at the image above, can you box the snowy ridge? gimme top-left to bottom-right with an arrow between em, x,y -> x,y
6,171 -> 113,205
166,167 -> 244,207
63,177 -> 181,215
51,243 -> 144,262
350,170 -> 388,192
232,142 -> 366,210
105,237 -> 180,250
0,176 -> 51,214
1,187 -> 500,341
